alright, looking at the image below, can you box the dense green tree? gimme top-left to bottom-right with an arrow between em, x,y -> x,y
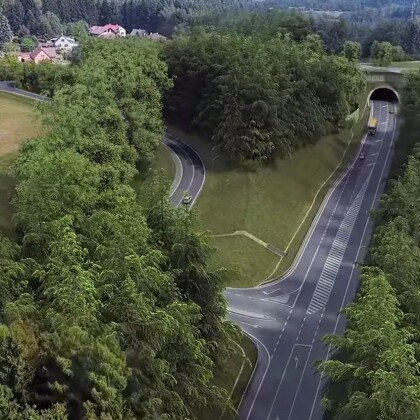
369,39 -> 407,65
166,26 -> 364,163
343,40 -> 361,61
0,36 -> 236,417
39,11 -> 63,37
319,268 -> 420,419
19,35 -> 36,51
371,40 -> 394,65
142,171 -> 239,362
65,20 -> 88,40
0,14 -> 12,46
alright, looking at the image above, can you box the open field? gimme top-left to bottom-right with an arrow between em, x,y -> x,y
197,334 -> 258,420
170,96 -> 370,287
0,92 -> 43,238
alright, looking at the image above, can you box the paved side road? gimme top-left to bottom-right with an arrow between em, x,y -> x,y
0,83 -> 206,207
226,99 -> 398,420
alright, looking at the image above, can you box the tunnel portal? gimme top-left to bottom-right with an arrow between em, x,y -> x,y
369,87 -> 399,103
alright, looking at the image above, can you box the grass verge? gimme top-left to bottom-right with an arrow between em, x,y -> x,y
0,92 -> 43,238
197,333 -> 258,420
170,100 -> 370,287
210,236 -> 279,288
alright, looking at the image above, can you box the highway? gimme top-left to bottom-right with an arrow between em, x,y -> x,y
226,99 -> 398,420
1,83 -> 398,419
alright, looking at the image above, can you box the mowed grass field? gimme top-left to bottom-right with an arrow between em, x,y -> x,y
0,92 -> 43,237
170,103 -> 369,287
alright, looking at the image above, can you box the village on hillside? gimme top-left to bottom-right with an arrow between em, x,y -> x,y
1,23 -> 167,65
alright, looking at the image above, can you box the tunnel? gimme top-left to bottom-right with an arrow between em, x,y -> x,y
368,87 -> 400,103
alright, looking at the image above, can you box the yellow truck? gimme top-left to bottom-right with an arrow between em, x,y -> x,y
368,118 -> 377,135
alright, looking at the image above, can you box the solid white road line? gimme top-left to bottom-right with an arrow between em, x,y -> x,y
229,113 -> 372,293
166,132 -> 207,208
308,105 -> 397,419
242,333 -> 272,420
176,147 -> 195,207
164,141 -> 183,198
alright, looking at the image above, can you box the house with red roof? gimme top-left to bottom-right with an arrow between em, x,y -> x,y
17,47 -> 58,64
89,24 -> 126,38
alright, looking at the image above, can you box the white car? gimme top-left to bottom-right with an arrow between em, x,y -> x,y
359,152 -> 365,160
182,195 -> 192,205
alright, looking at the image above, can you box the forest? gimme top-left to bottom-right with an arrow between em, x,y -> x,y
0,37 -> 240,418
319,72 -> 420,419
165,17 -> 365,164
265,0 -> 420,22
0,0 -> 252,37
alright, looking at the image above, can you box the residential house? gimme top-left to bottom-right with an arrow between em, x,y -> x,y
89,24 -> 126,38
17,52 -> 32,62
54,36 -> 78,52
130,28 -> 148,37
18,47 -> 57,63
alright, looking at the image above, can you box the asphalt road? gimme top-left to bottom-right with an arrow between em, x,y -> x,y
1,82 -> 398,419
226,99 -> 399,420
164,132 -> 206,208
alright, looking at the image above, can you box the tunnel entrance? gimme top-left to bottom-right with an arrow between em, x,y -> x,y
369,87 -> 399,103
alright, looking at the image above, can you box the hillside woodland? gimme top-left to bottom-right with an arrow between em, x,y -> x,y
165,20 -> 365,163
0,37 -> 239,419
0,0 -> 252,37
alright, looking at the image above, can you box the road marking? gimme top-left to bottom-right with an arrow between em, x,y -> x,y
262,284 -> 301,296
241,322 -> 261,329
233,111 -> 372,290
287,348 -> 313,420
228,308 -> 274,321
166,132 -> 206,209
309,101 -> 397,419
176,146 -> 195,208
241,332 -> 272,420
266,170 -> 353,309
164,141 -> 183,198
266,344 -> 312,420
306,175 -> 370,315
